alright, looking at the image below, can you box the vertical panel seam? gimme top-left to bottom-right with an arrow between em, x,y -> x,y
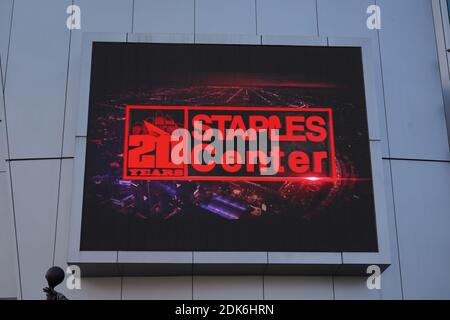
3,0 -> 15,94
375,0 -> 405,300
52,0 -> 73,266
6,160 -> 22,299
331,275 -> 335,300
1,0 -> 22,299
193,0 -> 196,42
0,45 -> 3,92
131,0 -> 135,33
255,0 -> 258,35
315,0 -> 320,36
434,0 -> 450,150
386,160 -> 405,299
1,55 -> 3,93
52,157 -> 64,266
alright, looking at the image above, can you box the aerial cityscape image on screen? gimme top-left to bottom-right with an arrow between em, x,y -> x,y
80,42 -> 378,252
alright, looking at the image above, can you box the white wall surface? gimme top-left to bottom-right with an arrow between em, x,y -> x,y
0,0 -> 449,300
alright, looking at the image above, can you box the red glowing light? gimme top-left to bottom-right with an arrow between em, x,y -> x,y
305,177 -> 321,181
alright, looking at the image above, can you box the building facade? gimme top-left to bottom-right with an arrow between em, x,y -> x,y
1,0 -> 450,300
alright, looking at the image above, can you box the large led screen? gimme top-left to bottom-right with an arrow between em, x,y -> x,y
80,42 -> 378,252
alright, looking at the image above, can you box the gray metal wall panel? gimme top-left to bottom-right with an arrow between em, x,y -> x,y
0,124 -> 5,171
0,0 -> 13,85
74,0 -> 132,31
195,0 -> 256,34
128,33 -> 194,44
118,251 -> 192,264
194,252 -> 266,264
318,0 -> 389,156
63,0 -> 132,156
62,278 -> 122,300
193,276 -> 263,300
194,33 -> 260,44
379,160 -> 403,299
318,0 -> 374,36
391,160 -> 450,299
4,0 -> 71,159
334,277 -> 381,300
264,276 -> 333,300
122,277 -> 192,300
10,159 -> 60,299
0,172 -> 18,299
0,63 -> 17,298
379,0 -> 450,159
133,0 -> 194,34
256,0 -> 317,36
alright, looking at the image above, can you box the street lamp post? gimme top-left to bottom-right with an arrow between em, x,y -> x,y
43,266 -> 68,300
